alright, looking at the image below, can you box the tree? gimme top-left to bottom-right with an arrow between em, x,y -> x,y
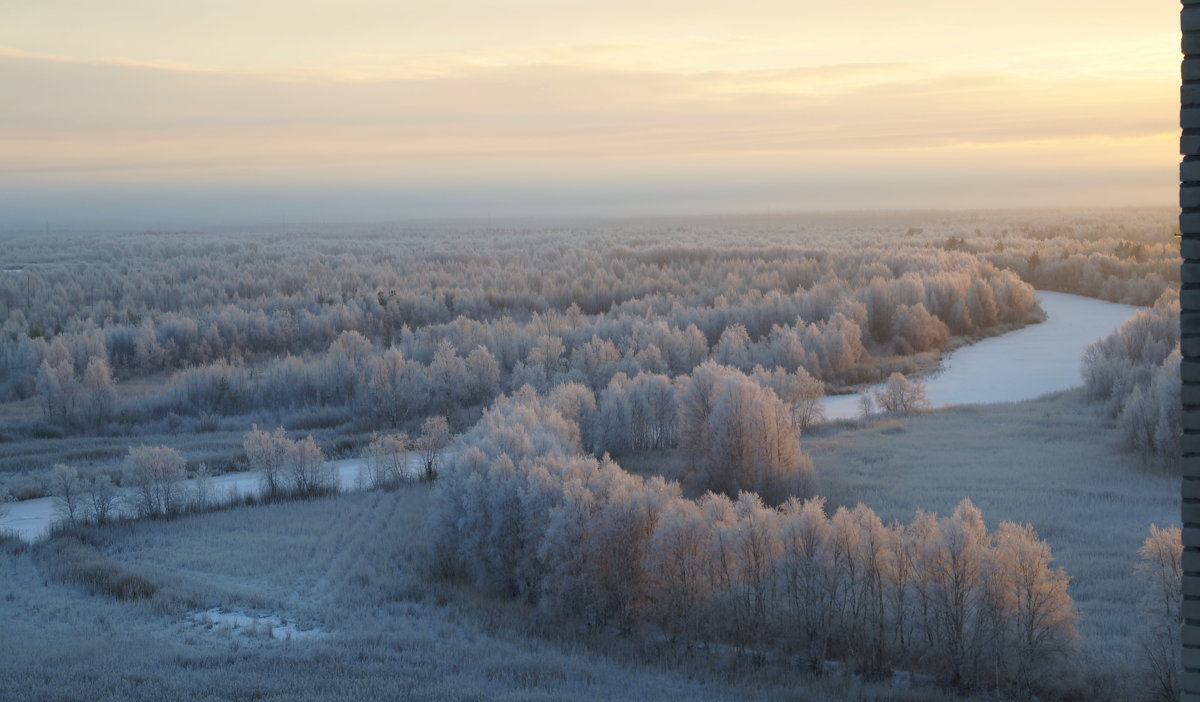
675,362 -> 727,468
714,324 -> 751,370
776,496 -> 834,670
791,369 -> 826,430
465,345 -> 501,404
429,340 -> 468,409
364,348 -> 426,426
362,432 -> 409,488
416,415 -> 451,481
1136,524 -> 1182,701
752,366 -> 824,430
36,357 -> 78,423
192,463 -> 213,511
892,303 -> 950,355
286,434 -> 331,496
858,391 -> 876,419
923,499 -> 988,687
50,463 -> 83,526
85,474 -> 118,524
81,356 -> 117,426
244,424 -> 288,498
701,374 -> 814,504
874,372 -> 929,414
644,498 -> 714,645
989,521 -> 1078,691
125,445 -> 185,517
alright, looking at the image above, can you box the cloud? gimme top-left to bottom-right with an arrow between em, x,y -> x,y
0,52 -> 1172,161
0,45 -> 1175,222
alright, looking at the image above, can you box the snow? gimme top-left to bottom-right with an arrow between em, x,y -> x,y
821,290 -> 1140,420
1,496 -> 57,543
0,453 -> 433,543
191,607 -> 323,640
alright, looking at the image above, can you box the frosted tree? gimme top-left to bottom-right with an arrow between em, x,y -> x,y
36,356 -> 78,423
364,348 -> 428,426
125,445 -> 186,517
704,375 -> 814,504
84,474 -> 118,524
81,356 -> 117,426
644,498 -> 714,645
714,324 -> 752,370
1136,524 -> 1182,701
244,424 -> 289,498
50,463 -> 83,526
286,434 -> 331,496
1117,351 -> 1181,468
321,330 -> 371,403
571,335 -> 622,389
464,345 -> 501,404
362,432 -> 410,488
595,374 -> 635,455
874,372 -> 930,414
752,365 -> 825,430
776,496 -> 834,670
988,521 -> 1078,691
858,390 -> 876,419
923,499 -> 989,687
675,361 -> 727,467
547,382 -> 596,428
581,471 -> 675,629
192,463 -> 213,511
1083,291 -> 1180,468
892,303 -> 950,355
525,335 -> 567,386
416,415 -> 451,481
429,340 -> 468,409
726,493 -> 782,649
967,279 -> 999,329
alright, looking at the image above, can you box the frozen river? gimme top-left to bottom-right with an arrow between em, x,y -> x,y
0,456 -> 421,543
821,290 -> 1141,420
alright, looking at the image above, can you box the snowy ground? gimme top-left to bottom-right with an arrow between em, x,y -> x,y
821,290 -> 1140,420
808,388 -> 1177,695
191,607 -> 324,641
0,452 -> 434,542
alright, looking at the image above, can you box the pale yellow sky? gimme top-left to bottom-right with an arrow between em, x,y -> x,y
0,0 -> 1181,224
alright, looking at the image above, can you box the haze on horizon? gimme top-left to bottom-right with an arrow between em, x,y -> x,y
0,0 -> 1180,227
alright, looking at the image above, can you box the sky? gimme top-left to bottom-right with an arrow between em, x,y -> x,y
0,1 -> 1181,226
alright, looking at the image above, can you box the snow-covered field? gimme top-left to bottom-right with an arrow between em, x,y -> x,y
822,290 -> 1140,420
0,453 -> 431,542
808,388 -> 1178,690
191,607 -> 324,641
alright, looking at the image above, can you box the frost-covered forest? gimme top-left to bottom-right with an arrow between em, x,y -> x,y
0,209 -> 1185,702
0,210 -> 1177,492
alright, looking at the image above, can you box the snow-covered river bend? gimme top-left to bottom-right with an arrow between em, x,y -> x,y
0,290 -> 1140,541
821,290 -> 1140,421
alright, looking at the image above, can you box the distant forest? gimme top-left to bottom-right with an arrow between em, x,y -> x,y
0,212 -> 1175,438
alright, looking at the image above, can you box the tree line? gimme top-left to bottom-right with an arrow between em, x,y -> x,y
425,387 -> 1078,695
1082,290 -> 1180,469
3,230 -> 1044,427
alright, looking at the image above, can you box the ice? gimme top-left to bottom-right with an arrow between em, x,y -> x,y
821,291 -> 1141,420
